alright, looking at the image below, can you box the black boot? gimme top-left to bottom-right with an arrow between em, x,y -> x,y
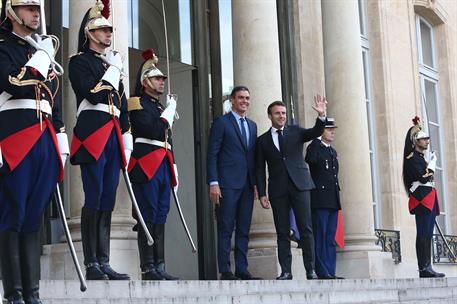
138,223 -> 163,280
20,232 -> 42,304
416,237 -> 427,272
97,211 -> 130,280
0,231 -> 25,304
153,224 -> 179,280
419,238 -> 445,278
81,207 -> 108,280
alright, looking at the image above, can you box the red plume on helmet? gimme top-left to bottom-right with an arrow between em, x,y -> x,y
101,0 -> 110,19
142,49 -> 156,61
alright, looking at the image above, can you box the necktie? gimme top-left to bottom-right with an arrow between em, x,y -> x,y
240,118 -> 248,148
277,129 -> 285,157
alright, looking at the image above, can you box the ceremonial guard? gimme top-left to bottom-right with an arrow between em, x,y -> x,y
68,0 -> 131,280
127,49 -> 179,280
305,118 -> 342,280
0,0 -> 69,303
402,117 -> 445,278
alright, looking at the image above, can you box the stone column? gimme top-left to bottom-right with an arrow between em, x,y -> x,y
232,0 -> 304,279
321,0 -> 390,278
41,0 -> 139,280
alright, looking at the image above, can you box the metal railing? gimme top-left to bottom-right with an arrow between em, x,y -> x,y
432,234 -> 457,263
375,229 -> 402,264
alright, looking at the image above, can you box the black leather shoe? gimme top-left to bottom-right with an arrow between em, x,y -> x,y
85,263 -> 109,280
276,272 -> 293,280
220,272 -> 239,280
419,265 -> 445,278
235,271 -> 262,280
333,275 -> 345,279
100,264 -> 130,280
318,273 -> 335,280
306,270 -> 318,280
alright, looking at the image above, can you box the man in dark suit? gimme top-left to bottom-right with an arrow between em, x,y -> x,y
207,86 -> 259,280
306,118 -> 342,279
256,97 -> 327,280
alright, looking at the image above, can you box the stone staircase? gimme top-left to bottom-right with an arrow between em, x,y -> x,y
2,278 -> 457,304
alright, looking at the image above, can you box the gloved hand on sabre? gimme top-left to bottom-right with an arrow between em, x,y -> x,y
56,133 -> 70,168
25,35 -> 54,78
161,95 -> 177,128
427,150 -> 437,172
102,51 -> 123,91
123,133 -> 133,167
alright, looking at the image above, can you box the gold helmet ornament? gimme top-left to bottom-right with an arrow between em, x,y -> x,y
140,49 -> 167,82
83,0 -> 112,47
5,0 -> 41,31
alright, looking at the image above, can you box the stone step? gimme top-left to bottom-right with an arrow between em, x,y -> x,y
2,278 -> 457,304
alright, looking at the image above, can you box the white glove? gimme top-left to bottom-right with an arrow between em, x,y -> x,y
56,133 -> 69,168
25,35 -> 54,78
160,95 -> 177,128
123,133 -> 133,168
0,145 -> 3,168
105,51 -> 123,71
102,51 -> 123,91
427,151 -> 437,172
173,163 -> 179,192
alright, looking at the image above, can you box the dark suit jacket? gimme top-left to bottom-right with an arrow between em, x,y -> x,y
256,118 -> 325,199
207,112 -> 257,189
305,139 -> 341,210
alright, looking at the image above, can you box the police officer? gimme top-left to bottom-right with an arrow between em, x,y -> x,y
305,118 -> 341,280
402,117 -> 445,278
127,49 -> 179,280
68,0 -> 131,281
0,0 -> 69,302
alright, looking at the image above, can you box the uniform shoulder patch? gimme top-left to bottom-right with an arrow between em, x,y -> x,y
406,152 -> 414,159
128,97 -> 143,112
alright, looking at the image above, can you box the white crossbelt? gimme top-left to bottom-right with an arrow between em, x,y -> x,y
135,137 -> 172,150
0,91 -> 12,108
410,181 -> 435,193
0,98 -> 52,115
76,99 -> 120,118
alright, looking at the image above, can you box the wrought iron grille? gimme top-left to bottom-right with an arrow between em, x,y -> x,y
432,234 -> 457,263
375,229 -> 401,264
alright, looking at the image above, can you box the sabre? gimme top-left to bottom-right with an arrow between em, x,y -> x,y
122,169 -> 154,246
161,0 -> 179,120
420,89 -> 456,261
37,0 -> 86,291
172,188 -> 197,253
160,0 -> 192,251
54,186 -> 87,292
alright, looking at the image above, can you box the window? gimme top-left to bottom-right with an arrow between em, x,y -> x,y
127,0 -> 192,65
358,0 -> 382,229
416,16 -> 448,232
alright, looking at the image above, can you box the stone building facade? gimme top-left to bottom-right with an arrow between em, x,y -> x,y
35,0 -> 457,280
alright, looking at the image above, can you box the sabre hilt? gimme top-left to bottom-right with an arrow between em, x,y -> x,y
25,34 -> 65,76
95,52 -> 127,78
